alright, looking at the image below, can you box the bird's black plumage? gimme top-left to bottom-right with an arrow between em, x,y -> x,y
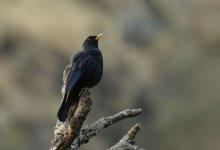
57,34 -> 103,122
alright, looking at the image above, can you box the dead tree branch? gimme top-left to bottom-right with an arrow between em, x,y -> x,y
109,124 -> 146,150
70,108 -> 142,149
50,88 -> 144,150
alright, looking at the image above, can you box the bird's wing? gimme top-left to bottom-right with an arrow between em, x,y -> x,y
63,51 -> 92,101
65,70 -> 84,95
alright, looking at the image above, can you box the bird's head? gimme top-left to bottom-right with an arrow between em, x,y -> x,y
82,33 -> 103,51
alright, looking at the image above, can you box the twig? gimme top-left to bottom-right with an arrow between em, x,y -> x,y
109,124 -> 146,150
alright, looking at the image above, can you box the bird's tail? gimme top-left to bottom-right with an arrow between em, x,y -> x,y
57,99 -> 73,122
57,92 -> 80,122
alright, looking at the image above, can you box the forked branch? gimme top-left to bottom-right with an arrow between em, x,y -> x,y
50,89 -> 144,150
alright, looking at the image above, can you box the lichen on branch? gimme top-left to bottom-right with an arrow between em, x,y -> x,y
50,88 -> 144,150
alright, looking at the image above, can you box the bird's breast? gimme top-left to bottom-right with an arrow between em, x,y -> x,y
81,53 -> 103,88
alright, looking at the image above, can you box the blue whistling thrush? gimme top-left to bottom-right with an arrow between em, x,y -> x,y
57,34 -> 103,122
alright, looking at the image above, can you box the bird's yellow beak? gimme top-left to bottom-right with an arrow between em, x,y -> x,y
95,33 -> 103,40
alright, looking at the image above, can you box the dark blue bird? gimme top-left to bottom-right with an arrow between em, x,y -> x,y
57,34 -> 103,122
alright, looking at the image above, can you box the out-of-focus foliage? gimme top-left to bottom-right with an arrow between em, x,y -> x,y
0,0 -> 220,150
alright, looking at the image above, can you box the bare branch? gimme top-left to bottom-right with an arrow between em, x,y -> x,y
50,88 -> 92,150
71,109 -> 142,149
109,124 -> 146,150
50,89 -> 144,150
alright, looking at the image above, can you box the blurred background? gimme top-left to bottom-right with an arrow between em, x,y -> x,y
0,0 -> 220,149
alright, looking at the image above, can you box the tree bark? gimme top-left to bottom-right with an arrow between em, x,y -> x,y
50,89 -> 145,150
